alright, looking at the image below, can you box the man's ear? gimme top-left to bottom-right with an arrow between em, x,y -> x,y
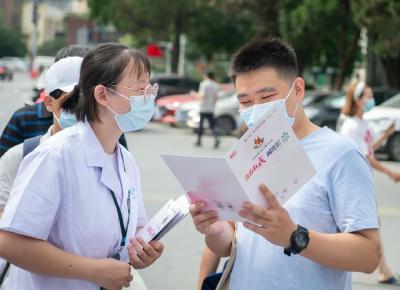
43,95 -> 55,113
294,77 -> 305,102
93,85 -> 110,108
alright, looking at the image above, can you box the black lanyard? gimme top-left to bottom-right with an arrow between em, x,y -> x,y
110,189 -> 131,259
109,149 -> 131,260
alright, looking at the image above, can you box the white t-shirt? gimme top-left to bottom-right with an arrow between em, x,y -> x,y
340,116 -> 375,157
199,79 -> 219,113
230,127 -> 378,290
0,126 -> 52,210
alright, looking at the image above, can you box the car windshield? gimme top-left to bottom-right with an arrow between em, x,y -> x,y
380,94 -> 400,108
320,94 -> 345,108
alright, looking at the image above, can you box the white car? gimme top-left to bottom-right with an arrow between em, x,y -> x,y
178,92 -> 241,135
364,93 -> 400,161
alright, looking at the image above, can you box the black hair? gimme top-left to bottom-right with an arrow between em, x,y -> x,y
49,89 -> 64,99
229,38 -> 298,83
62,43 -> 151,122
206,70 -> 215,80
55,45 -> 89,62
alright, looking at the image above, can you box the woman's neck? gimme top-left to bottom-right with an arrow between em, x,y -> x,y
90,119 -> 121,154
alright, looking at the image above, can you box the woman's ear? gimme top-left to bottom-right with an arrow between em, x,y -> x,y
93,85 -> 110,108
43,95 -> 55,113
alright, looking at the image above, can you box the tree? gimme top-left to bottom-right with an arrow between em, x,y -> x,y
0,27 -> 27,57
37,36 -> 65,56
352,0 -> 400,88
87,0 -> 255,73
88,0 -> 203,73
279,0 -> 361,89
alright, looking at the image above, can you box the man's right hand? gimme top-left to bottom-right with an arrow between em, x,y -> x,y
92,258 -> 133,290
189,202 -> 225,235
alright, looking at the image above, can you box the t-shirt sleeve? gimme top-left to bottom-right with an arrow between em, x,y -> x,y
327,149 -> 379,233
0,148 -> 63,240
340,121 -> 369,156
198,81 -> 206,97
0,144 -> 23,210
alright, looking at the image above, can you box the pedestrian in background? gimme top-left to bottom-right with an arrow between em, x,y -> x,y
195,71 -> 220,149
340,81 -> 400,285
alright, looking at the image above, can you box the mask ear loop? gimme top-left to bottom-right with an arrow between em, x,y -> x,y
285,81 -> 299,120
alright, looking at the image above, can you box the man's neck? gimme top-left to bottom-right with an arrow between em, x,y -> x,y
292,111 -> 320,140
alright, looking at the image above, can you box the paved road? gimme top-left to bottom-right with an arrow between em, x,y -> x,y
0,73 -> 399,290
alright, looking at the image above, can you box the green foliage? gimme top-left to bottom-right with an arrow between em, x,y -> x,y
37,36 -> 66,57
0,27 -> 27,57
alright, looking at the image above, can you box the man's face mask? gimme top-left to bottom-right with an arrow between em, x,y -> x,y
239,82 -> 298,128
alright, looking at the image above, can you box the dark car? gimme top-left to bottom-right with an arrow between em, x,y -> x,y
0,65 -> 13,81
151,74 -> 199,99
304,92 -> 345,130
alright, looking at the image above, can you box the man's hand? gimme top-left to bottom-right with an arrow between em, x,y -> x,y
128,237 -> 163,269
189,202 -> 225,236
92,258 -> 133,290
239,184 -> 297,248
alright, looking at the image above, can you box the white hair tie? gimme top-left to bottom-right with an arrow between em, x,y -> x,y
353,82 -> 366,101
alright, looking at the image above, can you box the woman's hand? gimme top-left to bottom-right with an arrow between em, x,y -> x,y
92,258 -> 133,290
128,237 -> 163,269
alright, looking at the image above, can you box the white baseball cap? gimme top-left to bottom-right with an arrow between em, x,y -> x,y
44,56 -> 83,95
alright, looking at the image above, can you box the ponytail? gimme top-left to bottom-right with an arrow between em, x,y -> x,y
61,85 -> 81,114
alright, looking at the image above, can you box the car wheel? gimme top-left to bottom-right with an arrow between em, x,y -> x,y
387,133 -> 400,161
216,115 -> 235,136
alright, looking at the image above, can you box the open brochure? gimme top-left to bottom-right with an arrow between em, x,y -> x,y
136,195 -> 190,243
161,103 -> 316,221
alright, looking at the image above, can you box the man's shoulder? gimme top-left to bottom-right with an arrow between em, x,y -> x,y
0,143 -> 23,166
11,104 -> 40,120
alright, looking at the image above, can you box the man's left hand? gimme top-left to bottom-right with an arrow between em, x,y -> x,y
239,184 -> 297,248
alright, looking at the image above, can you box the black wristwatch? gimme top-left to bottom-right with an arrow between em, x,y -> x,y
284,225 -> 310,256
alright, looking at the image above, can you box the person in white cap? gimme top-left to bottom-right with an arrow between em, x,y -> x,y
0,56 -> 83,216
340,81 -> 400,285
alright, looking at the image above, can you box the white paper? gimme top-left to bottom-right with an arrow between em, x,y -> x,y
161,104 -> 316,221
136,195 -> 190,243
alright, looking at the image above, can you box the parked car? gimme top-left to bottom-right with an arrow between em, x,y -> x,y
183,92 -> 241,135
0,65 -> 13,81
0,57 -> 28,72
304,92 -> 345,130
364,93 -> 400,161
153,93 -> 197,125
151,74 -> 199,99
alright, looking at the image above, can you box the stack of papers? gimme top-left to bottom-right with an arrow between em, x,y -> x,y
161,103 -> 316,221
137,195 -> 190,243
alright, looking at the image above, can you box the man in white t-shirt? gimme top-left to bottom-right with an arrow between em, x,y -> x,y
195,71 -> 220,148
190,39 -> 380,290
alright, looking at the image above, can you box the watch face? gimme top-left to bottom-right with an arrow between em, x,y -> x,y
294,232 -> 308,248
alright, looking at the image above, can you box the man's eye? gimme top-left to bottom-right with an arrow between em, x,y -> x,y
261,94 -> 277,100
240,101 -> 251,106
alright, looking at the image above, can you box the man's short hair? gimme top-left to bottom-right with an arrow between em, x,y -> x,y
55,45 -> 89,63
206,70 -> 215,80
229,38 -> 298,83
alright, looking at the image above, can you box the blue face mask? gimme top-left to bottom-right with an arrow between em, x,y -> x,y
54,111 -> 77,129
239,82 -> 297,128
107,86 -> 157,132
364,98 -> 375,112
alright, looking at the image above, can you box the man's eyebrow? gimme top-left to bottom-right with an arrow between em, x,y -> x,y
255,87 -> 276,94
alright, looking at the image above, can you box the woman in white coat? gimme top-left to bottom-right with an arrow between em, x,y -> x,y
0,43 -> 163,290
